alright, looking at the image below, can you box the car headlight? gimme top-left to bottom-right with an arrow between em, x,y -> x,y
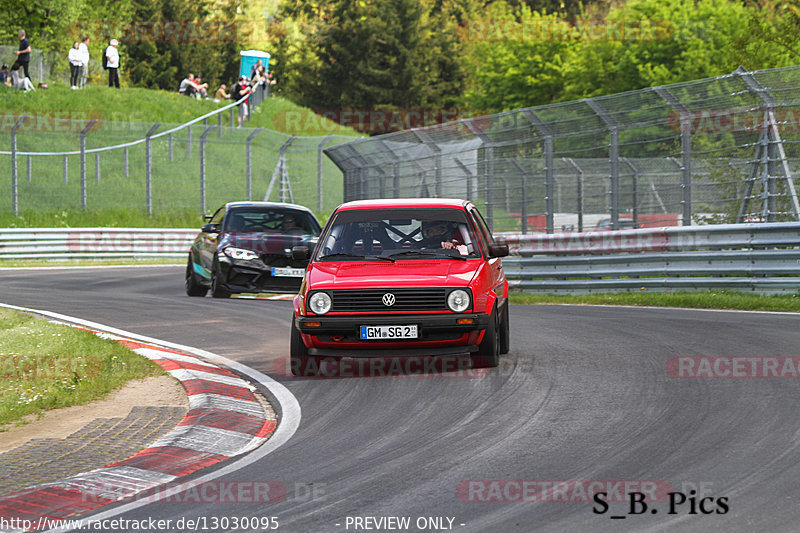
308,292 -> 332,315
223,247 -> 259,261
447,289 -> 471,313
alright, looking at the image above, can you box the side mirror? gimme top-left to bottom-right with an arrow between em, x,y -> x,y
291,245 -> 310,261
201,222 -> 220,233
488,243 -> 509,258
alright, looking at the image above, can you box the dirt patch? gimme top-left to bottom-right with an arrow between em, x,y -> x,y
0,375 -> 188,454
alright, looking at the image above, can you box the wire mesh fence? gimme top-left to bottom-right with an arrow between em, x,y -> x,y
1,103 -> 355,219
325,65 -> 800,233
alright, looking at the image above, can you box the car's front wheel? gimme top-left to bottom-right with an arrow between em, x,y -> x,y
290,316 -> 316,376
185,255 -> 208,297
210,260 -> 230,298
473,304 -> 500,368
499,301 -> 510,355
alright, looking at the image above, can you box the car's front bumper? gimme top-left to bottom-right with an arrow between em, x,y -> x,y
296,313 -> 489,356
219,258 -> 304,293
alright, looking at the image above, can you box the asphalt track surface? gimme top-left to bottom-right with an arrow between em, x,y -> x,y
2,266 -> 800,532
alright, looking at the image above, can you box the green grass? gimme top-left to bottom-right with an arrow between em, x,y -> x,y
0,86 -> 361,226
0,308 -> 165,430
0,85 -> 361,136
509,290 -> 800,313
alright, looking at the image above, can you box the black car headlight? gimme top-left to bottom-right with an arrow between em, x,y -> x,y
447,289 -> 471,313
308,292 -> 332,315
223,247 -> 259,261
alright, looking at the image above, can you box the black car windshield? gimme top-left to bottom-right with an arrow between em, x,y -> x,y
316,208 -> 480,261
224,208 -> 321,236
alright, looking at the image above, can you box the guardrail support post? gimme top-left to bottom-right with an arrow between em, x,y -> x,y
246,127 -> 264,201
145,123 -> 162,216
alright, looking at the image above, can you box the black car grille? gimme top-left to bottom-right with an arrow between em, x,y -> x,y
331,288 -> 447,312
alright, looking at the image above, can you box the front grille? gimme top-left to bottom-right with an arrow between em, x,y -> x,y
332,288 -> 447,312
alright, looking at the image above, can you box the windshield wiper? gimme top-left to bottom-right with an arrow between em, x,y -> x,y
319,252 -> 365,260
387,250 -> 466,261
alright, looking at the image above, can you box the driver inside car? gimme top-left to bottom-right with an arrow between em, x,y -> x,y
419,220 -> 469,254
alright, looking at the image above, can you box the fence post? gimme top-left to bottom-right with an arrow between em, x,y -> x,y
465,120 -> 495,229
80,119 -> 98,211
94,153 -> 100,183
563,158 -> 584,232
654,86 -> 693,226
199,126 -> 215,213
510,160 -> 529,234
230,107 -> 235,133
621,157 -> 639,227
317,134 -> 334,211
217,113 -> 222,138
246,127 -> 264,201
168,133 -> 173,162
10,116 -> 27,217
585,99 -> 620,230
187,125 -> 192,157
26,156 -> 31,183
63,156 -> 68,185
522,109 -> 556,233
124,147 -> 129,178
145,123 -> 162,216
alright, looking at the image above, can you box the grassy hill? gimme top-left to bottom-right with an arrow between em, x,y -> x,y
0,86 -> 361,227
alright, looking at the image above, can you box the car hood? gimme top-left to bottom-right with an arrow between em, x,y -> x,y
220,232 -> 317,254
306,260 -> 478,289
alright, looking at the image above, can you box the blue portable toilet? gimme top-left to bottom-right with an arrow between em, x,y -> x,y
240,50 -> 270,79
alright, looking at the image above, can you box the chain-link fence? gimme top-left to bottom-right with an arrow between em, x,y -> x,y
2,99 -> 356,218
325,65 -> 800,233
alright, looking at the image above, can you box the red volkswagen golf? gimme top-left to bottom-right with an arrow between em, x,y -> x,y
290,199 -> 509,375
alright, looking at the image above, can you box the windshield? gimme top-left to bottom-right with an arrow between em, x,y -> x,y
315,208 -> 480,261
224,208 -> 321,236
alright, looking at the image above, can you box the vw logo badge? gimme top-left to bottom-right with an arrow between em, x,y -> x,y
382,293 -> 396,307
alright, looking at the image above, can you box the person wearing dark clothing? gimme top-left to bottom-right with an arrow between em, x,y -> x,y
11,30 -> 31,79
231,76 -> 252,127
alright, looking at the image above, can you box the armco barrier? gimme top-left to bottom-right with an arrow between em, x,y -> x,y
497,222 -> 800,294
0,228 -> 195,259
3,224 -> 800,294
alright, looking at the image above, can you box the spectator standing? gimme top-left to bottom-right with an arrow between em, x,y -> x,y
68,41 -> 82,89
231,75 -> 252,128
78,36 -> 90,88
105,39 -> 120,88
249,59 -> 262,81
11,29 -> 31,80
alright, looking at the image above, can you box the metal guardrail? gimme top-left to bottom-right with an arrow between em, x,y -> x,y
0,228 -> 195,260
499,222 -> 800,294
3,224 -> 799,295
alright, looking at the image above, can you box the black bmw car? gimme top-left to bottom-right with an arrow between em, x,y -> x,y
185,201 -> 321,298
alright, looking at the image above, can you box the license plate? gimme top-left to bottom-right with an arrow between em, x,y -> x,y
360,325 -> 418,340
271,267 -> 305,278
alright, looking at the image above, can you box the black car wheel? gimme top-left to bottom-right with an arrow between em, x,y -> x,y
290,314 -> 315,376
499,301 -> 510,355
210,260 -> 231,298
185,254 -> 208,297
473,304 -> 500,368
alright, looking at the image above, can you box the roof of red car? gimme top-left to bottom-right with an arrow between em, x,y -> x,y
336,198 -> 469,211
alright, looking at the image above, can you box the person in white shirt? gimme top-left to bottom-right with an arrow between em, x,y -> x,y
78,36 -> 90,88
105,38 -> 120,88
68,42 -> 82,89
